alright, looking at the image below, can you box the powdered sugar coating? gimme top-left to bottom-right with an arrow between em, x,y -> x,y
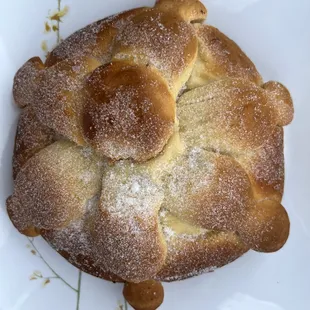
8,141 -> 103,231
33,57 -> 101,145
13,57 -> 44,108
156,230 -> 247,281
92,160 -> 166,282
8,108 -> 289,281
237,126 -> 285,201
113,9 -> 197,89
14,5 -> 199,161
45,8 -> 148,67
83,62 -> 175,161
263,81 -> 294,126
187,24 -> 262,89
7,0 -> 294,285
13,107 -> 54,179
178,78 -> 275,154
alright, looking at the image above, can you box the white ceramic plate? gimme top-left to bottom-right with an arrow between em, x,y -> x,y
1,0 -> 309,309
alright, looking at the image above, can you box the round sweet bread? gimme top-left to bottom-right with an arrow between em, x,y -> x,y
7,0 -> 294,308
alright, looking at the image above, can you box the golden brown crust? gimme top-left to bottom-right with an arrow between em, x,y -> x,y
15,4 -> 202,161
237,126 -> 284,202
41,229 -> 123,282
92,208 -> 167,282
176,81 -> 290,252
178,79 -> 275,153
239,199 -> 290,253
7,0 -> 294,290
7,141 -> 103,232
13,57 -> 45,108
40,217 -> 248,285
91,160 -> 167,282
13,107 -> 54,179
6,197 -> 41,237
159,147 -> 289,252
187,24 -> 262,89
163,150 -> 254,231
155,0 -> 207,23
263,81 -> 294,126
156,231 -> 248,281
33,57 -> 101,145
123,280 -> 164,310
45,8 -> 149,67
112,8 -> 199,96
83,61 -> 175,161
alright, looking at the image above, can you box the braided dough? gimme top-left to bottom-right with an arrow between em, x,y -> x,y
8,0 -> 293,296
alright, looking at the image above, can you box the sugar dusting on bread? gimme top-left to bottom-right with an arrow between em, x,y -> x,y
9,106 -> 288,281
33,57 -> 101,145
43,196 -> 98,258
45,8 -> 147,66
8,141 -> 103,231
187,24 -> 263,88
37,141 -> 250,282
13,57 -> 45,108
178,79 -> 276,155
84,69 -> 175,161
8,0 -> 293,285
113,10 -> 196,83
157,227 -> 248,281
13,107 -> 54,179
